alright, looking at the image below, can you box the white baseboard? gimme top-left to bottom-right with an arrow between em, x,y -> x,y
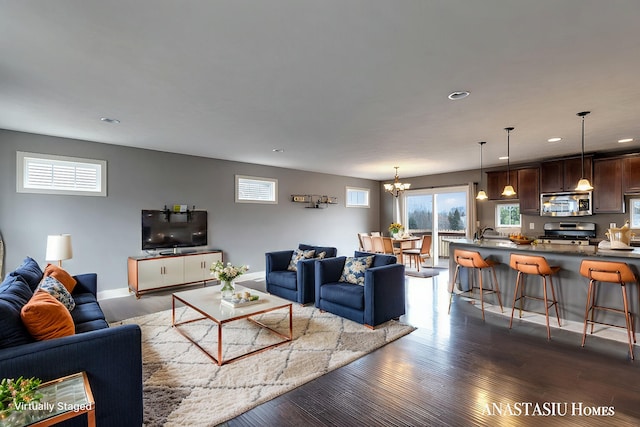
97,270 -> 266,301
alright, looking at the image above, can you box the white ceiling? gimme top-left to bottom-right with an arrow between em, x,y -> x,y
2,1 -> 640,181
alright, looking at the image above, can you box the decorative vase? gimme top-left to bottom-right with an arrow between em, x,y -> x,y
220,280 -> 235,300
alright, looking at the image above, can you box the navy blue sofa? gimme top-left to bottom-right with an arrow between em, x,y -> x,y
315,251 -> 406,328
0,258 -> 142,427
265,244 -> 338,304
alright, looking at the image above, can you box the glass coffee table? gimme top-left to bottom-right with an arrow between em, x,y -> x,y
172,284 -> 292,366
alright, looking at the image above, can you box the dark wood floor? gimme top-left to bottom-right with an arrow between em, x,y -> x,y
103,269 -> 640,426
221,272 -> 640,427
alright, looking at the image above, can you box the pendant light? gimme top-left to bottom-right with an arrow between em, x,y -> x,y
476,141 -> 488,200
501,127 -> 516,196
384,166 -> 411,197
575,111 -> 594,191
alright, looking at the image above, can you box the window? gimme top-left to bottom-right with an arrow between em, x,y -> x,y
630,198 -> 640,228
496,203 -> 521,227
235,175 -> 278,204
17,151 -> 107,196
346,187 -> 369,208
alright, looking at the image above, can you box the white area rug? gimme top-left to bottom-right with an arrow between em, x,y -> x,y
113,304 -> 416,426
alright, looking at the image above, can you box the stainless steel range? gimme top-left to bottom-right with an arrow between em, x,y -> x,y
538,222 -> 596,246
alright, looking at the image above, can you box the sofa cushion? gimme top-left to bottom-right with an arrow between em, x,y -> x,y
0,275 -> 35,348
320,282 -> 364,310
287,249 -> 315,272
9,256 -> 44,292
71,301 -> 106,326
44,264 -> 77,293
339,255 -> 374,285
20,290 -> 75,341
39,276 -> 75,311
74,318 -> 109,333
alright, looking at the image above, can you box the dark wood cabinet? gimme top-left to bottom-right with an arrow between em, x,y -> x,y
487,170 -> 518,200
623,156 -> 640,193
593,158 -> 624,213
517,168 -> 540,214
540,157 -> 592,193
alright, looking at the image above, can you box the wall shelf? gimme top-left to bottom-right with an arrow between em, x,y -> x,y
291,195 -> 337,209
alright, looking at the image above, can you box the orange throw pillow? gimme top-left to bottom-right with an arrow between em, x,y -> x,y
21,291 -> 75,341
44,264 -> 77,293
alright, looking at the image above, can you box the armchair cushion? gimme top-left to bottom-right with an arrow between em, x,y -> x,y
287,249 -> 316,271
339,255 -> 374,285
319,282 -> 364,310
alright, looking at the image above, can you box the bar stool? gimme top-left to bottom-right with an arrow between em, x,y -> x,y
579,260 -> 637,360
448,249 -> 503,320
509,254 -> 561,340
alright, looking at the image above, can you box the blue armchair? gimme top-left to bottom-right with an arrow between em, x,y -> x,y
266,244 -> 337,304
315,251 -> 406,328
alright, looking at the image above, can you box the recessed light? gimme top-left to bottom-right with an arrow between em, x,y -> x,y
618,138 -> 634,143
100,117 -> 120,124
448,91 -> 470,100
548,137 -> 562,142
499,156 -> 509,160
272,148 -> 285,153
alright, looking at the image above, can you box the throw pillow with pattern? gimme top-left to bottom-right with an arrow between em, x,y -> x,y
287,249 -> 316,272
316,251 -> 327,259
39,276 -> 75,311
339,255 -> 374,285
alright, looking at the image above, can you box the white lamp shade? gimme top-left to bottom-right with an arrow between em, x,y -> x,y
575,178 -> 594,191
46,234 -> 73,263
502,185 -> 516,197
476,190 -> 488,200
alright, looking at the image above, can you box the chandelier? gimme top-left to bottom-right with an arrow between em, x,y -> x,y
384,166 -> 411,197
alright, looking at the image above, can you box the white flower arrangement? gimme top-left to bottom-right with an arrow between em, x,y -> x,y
210,261 -> 249,282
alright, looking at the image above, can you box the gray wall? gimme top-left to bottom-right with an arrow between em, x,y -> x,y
0,130 -> 380,294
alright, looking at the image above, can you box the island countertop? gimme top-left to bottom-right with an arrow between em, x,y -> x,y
447,239 -> 640,327
446,238 -> 640,259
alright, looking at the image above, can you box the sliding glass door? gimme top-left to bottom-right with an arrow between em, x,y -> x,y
403,185 -> 470,265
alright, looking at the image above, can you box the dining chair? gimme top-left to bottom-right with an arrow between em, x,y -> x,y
371,236 -> 385,253
357,233 -> 368,251
402,235 -> 432,271
382,237 -> 402,258
362,235 -> 374,252
370,231 -> 381,237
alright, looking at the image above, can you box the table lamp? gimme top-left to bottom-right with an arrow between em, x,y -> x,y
45,234 -> 73,267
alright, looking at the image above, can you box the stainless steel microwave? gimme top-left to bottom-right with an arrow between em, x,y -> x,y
540,192 -> 593,217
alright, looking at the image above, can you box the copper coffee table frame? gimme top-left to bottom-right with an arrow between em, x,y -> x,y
172,285 -> 293,366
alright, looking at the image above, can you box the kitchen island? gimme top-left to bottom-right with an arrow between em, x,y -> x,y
447,239 -> 640,330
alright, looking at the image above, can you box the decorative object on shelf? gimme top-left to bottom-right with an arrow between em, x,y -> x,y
45,234 -> 73,267
502,127 -> 516,196
575,111 -> 594,191
291,194 -> 338,209
388,222 -> 404,238
384,166 -> 411,198
476,141 -> 488,200
210,261 -> 249,300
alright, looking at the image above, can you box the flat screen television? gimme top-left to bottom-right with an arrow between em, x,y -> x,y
141,209 -> 208,251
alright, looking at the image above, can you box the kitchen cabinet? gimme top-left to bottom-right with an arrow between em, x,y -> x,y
593,158 -> 624,213
517,168 -> 540,214
623,156 -> 640,193
128,250 -> 223,297
486,170 -> 518,200
540,156 -> 592,193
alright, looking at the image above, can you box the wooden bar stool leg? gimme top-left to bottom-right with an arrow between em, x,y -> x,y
448,265 -> 460,314
621,284 -> 635,360
478,268 -> 485,321
491,266 -> 503,313
590,281 -> 598,335
542,276 -> 551,341
549,276 -> 561,327
581,279 -> 594,347
509,272 -> 522,330
519,273 -> 526,319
